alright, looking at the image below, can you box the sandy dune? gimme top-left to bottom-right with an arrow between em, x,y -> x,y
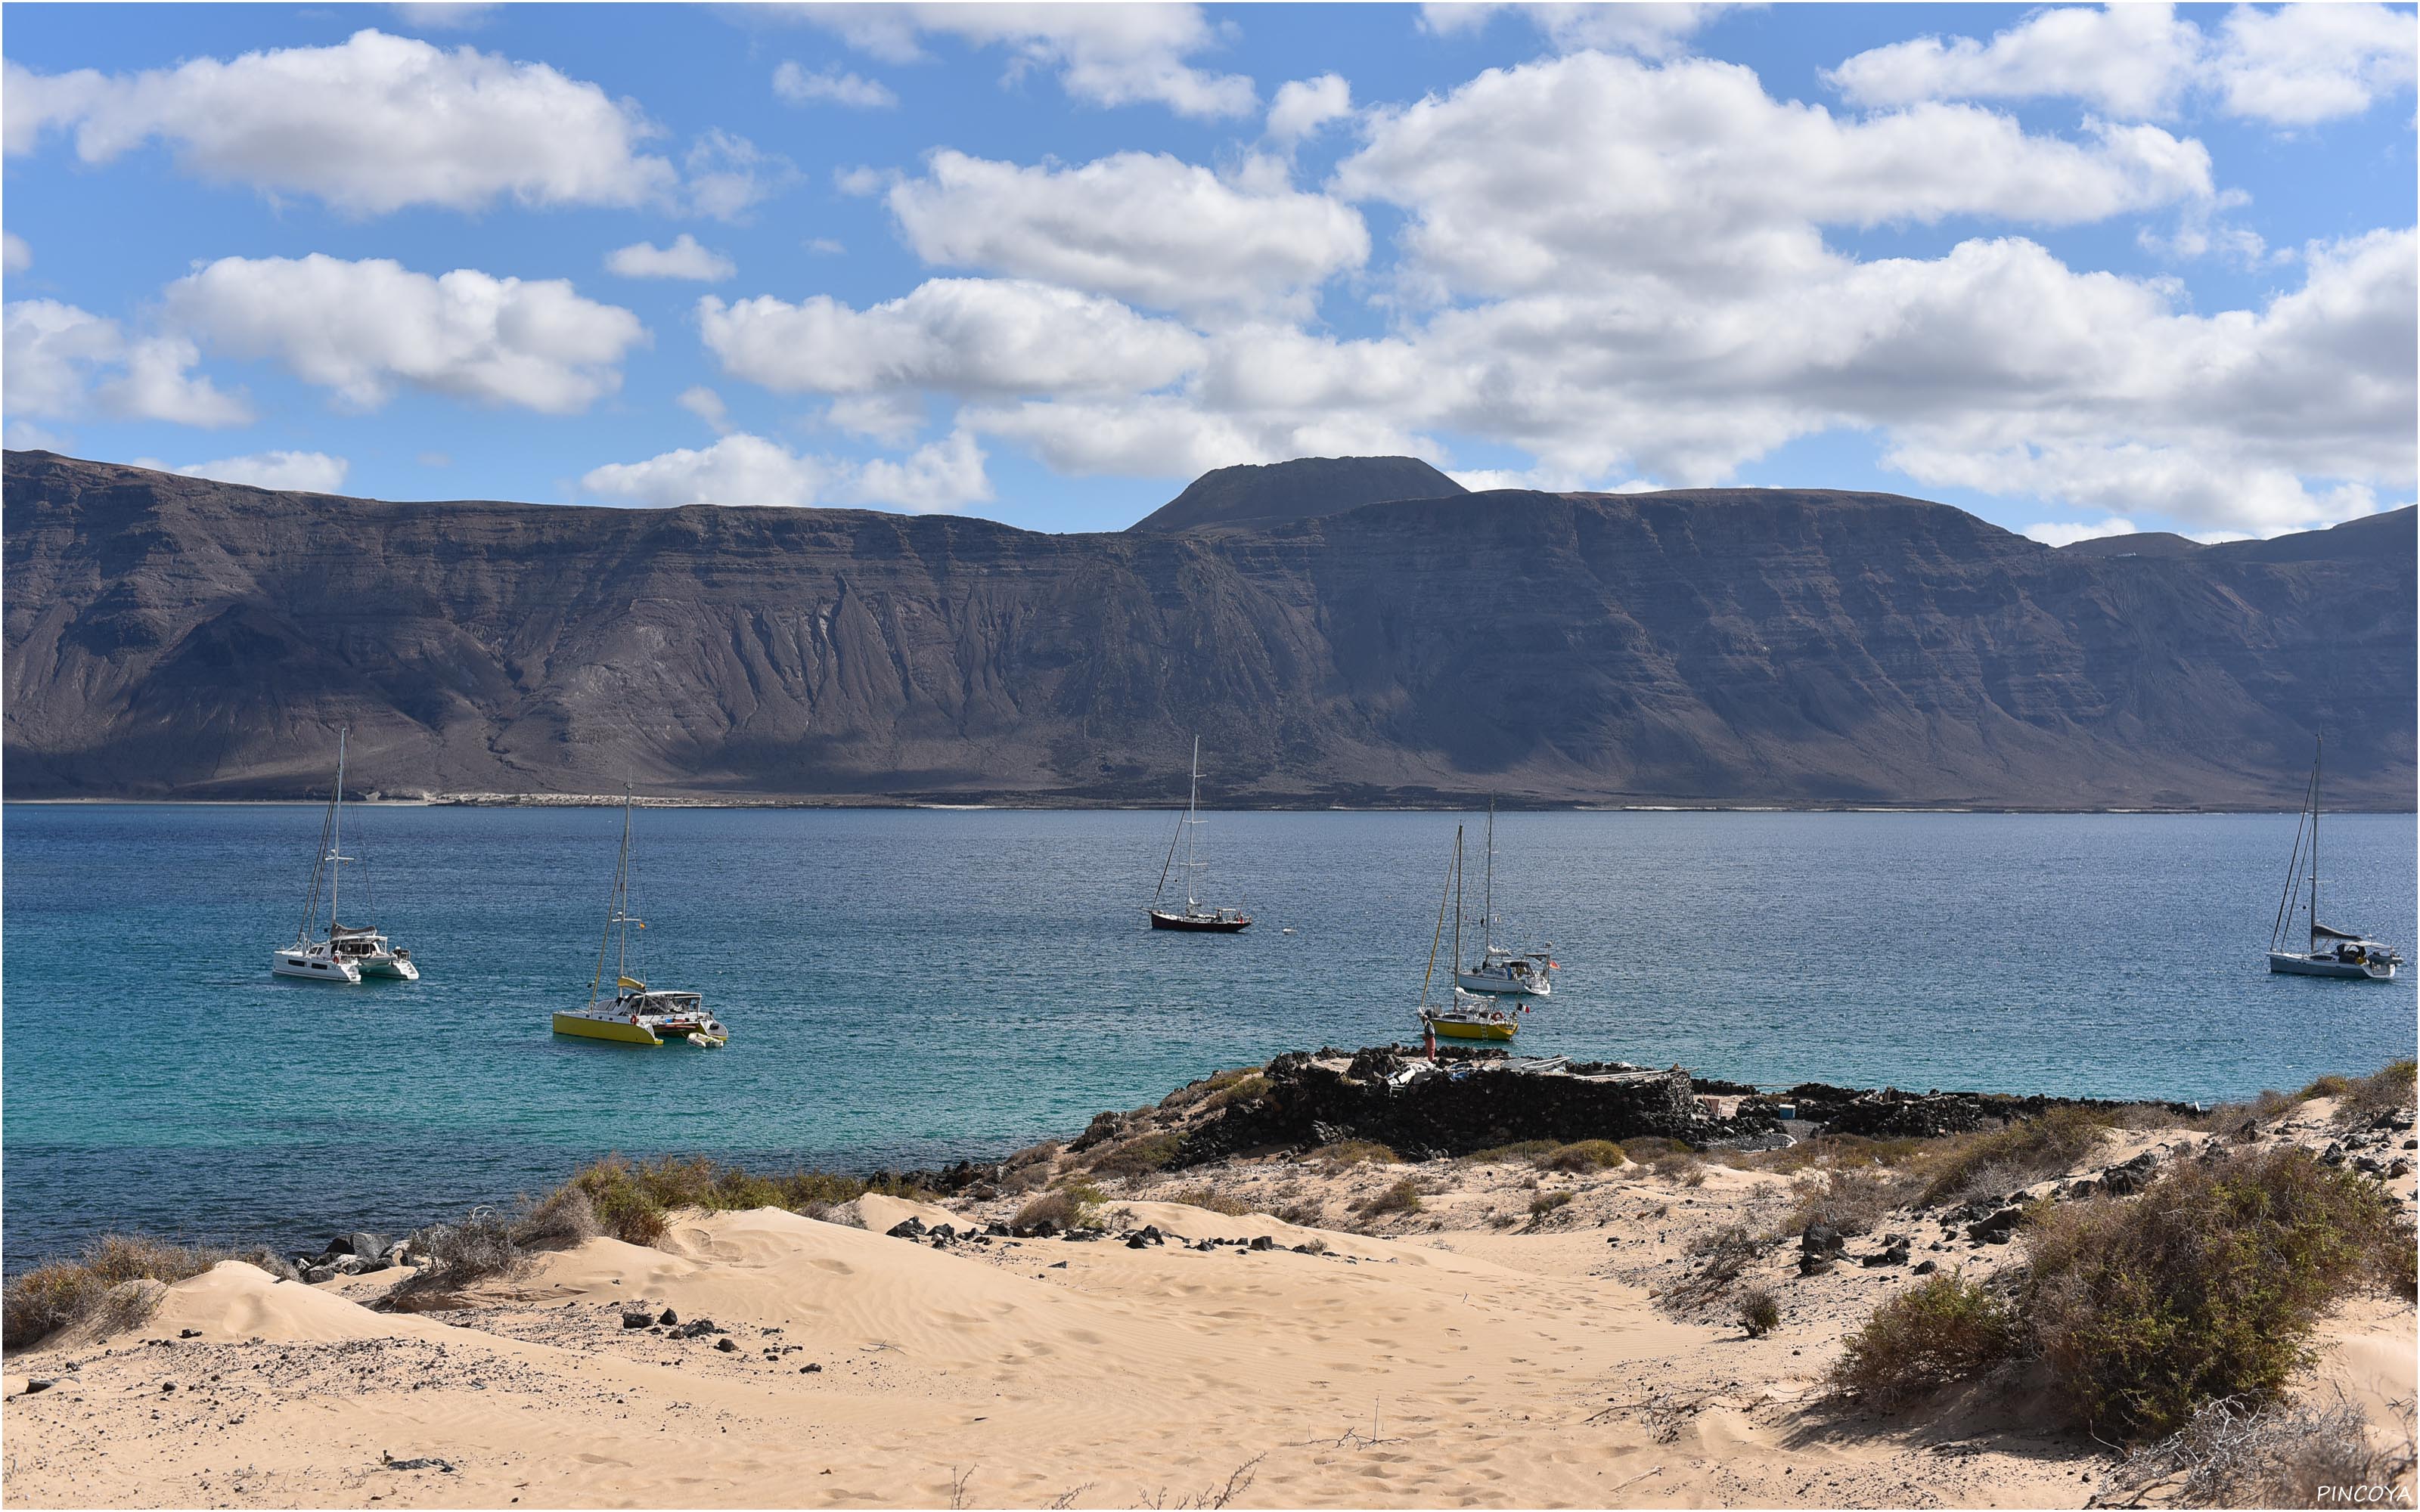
7,1105 -> 2413,1507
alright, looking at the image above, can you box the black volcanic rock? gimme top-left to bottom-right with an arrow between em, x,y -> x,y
2,451 -> 2410,807
1126,454 -> 1465,534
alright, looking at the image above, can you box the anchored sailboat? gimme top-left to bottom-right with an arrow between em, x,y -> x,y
2266,737 -> 2403,981
1146,736 -> 1252,932
1419,826 -> 1520,1042
271,730 -> 417,983
552,789 -> 729,1046
1455,796 -> 1554,998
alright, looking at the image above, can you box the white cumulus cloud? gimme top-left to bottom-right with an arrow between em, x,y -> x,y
3,231 -> 29,274
799,2 -> 1255,119
1829,2 -> 2418,125
698,278 -> 1202,398
886,150 -> 1368,316
607,234 -> 736,281
1267,74 -> 1353,143
580,429 -> 991,513
772,60 -> 898,107
1417,3 -> 1735,57
162,253 -> 647,414
169,450 -> 352,493
3,299 -> 250,426
2,30 -> 677,214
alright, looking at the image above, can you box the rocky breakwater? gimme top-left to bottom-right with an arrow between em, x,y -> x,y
1771,1083 -> 2204,1139
1173,1046 -> 1783,1166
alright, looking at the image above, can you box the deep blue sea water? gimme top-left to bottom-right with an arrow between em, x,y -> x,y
5,804 -> 2414,1260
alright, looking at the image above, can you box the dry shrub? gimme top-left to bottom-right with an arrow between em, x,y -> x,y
2103,1393 -> 2417,1509
2208,1089 -> 2297,1142
1624,1136 -> 1691,1161
2332,1061 -> 2418,1127
1088,1132 -> 1181,1179
1005,1140 -> 1062,1170
1752,1132 -> 1934,1174
413,1210 -> 523,1284
1274,1200 -> 1324,1226
1463,1139 -> 1562,1165
2021,1145 -> 2417,1440
1199,1073 -> 1268,1113
1540,1139 -> 1628,1173
1829,1270 -> 2015,1408
1015,1179 -> 1106,1232
1165,1188 -> 1255,1217
563,1154 -> 930,1245
510,1185 -> 600,1249
1319,1140 -> 1402,1168
1737,1285 -> 1782,1339
1786,1164 -> 1918,1237
1916,1105 -> 2111,1206
1650,1153 -> 1703,1185
1528,1191 -> 1575,1220
3,1235 -> 275,1349
1354,1179 -> 1423,1217
1663,1223 -> 1761,1307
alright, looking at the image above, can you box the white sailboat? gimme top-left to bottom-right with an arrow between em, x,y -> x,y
2267,736 -> 2402,981
271,730 -> 417,983
1454,796 -> 1554,998
1146,736 -> 1252,932
1419,826 -> 1522,1043
552,788 -> 729,1046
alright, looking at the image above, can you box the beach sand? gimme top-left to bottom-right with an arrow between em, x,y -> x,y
5,1100 -> 2412,1508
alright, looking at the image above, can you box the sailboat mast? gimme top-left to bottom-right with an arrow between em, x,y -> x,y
329,728 -> 346,931
1419,827 -> 1457,1011
1452,826 -> 1464,982
618,786 -> 634,987
2310,736 -> 2322,946
1187,735 -> 1201,910
1483,795 -> 1494,950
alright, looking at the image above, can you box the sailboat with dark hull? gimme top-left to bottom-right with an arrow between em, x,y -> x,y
2266,737 -> 2402,981
1146,736 -> 1252,932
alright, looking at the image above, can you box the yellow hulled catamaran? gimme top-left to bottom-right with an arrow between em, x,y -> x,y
551,787 -> 729,1048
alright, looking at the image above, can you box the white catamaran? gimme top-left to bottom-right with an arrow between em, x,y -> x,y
1146,736 -> 1252,932
553,789 -> 729,1046
1454,796 -> 1555,998
271,730 -> 417,983
2266,736 -> 2403,981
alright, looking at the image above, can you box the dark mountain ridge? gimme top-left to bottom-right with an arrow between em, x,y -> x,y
5,451 -> 2411,807
1127,454 -> 1465,533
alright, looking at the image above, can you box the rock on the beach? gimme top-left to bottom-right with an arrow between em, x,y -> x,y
657,1308 -> 678,1327
619,1312 -> 650,1329
1966,1207 -> 2025,1244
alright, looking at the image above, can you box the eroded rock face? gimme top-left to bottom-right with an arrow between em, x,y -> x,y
1174,1049 -> 1766,1164
6,452 -> 2409,807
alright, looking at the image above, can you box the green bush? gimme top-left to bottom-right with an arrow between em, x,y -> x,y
2021,1145 -> 2416,1440
1528,1191 -> 1575,1219
1088,1131 -> 1182,1178
1463,1139 -> 1562,1164
1737,1285 -> 1782,1338
1539,1139 -> 1628,1172
1356,1179 -> 1423,1217
1015,1179 -> 1106,1232
1829,1271 -> 2016,1408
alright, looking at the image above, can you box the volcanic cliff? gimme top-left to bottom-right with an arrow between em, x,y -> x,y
4,451 -> 2410,807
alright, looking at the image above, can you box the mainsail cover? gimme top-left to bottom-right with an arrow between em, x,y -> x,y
2311,922 -> 2363,941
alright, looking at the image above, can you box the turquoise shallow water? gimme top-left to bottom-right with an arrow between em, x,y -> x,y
4,804 -> 2414,1259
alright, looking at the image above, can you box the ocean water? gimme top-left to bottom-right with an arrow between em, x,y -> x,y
4,803 -> 2413,1260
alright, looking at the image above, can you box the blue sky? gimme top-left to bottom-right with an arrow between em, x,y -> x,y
4,2 -> 2413,538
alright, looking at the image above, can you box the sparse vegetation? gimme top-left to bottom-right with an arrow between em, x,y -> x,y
510,1185 -> 600,1249
1354,1179 -> 1423,1217
1199,1073 -> 1268,1113
1528,1191 -> 1575,1219
1165,1188 -> 1256,1217
1540,1139 -> 1627,1172
1088,1131 -> 1182,1178
1785,1164 -> 1916,1237
1914,1105 -> 2111,1207
1662,1224 -> 1761,1308
1014,1179 -> 1107,1232
1318,1140 -> 1402,1168
2207,1089 -> 2296,1142
2328,1060 -> 2417,1127
2021,1145 -> 2417,1440
1463,1139 -> 1562,1165
1828,1270 -> 2015,1409
2102,1393 -> 2418,1509
556,1154 -> 932,1247
3,1235 -> 283,1349
1736,1285 -> 1782,1338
